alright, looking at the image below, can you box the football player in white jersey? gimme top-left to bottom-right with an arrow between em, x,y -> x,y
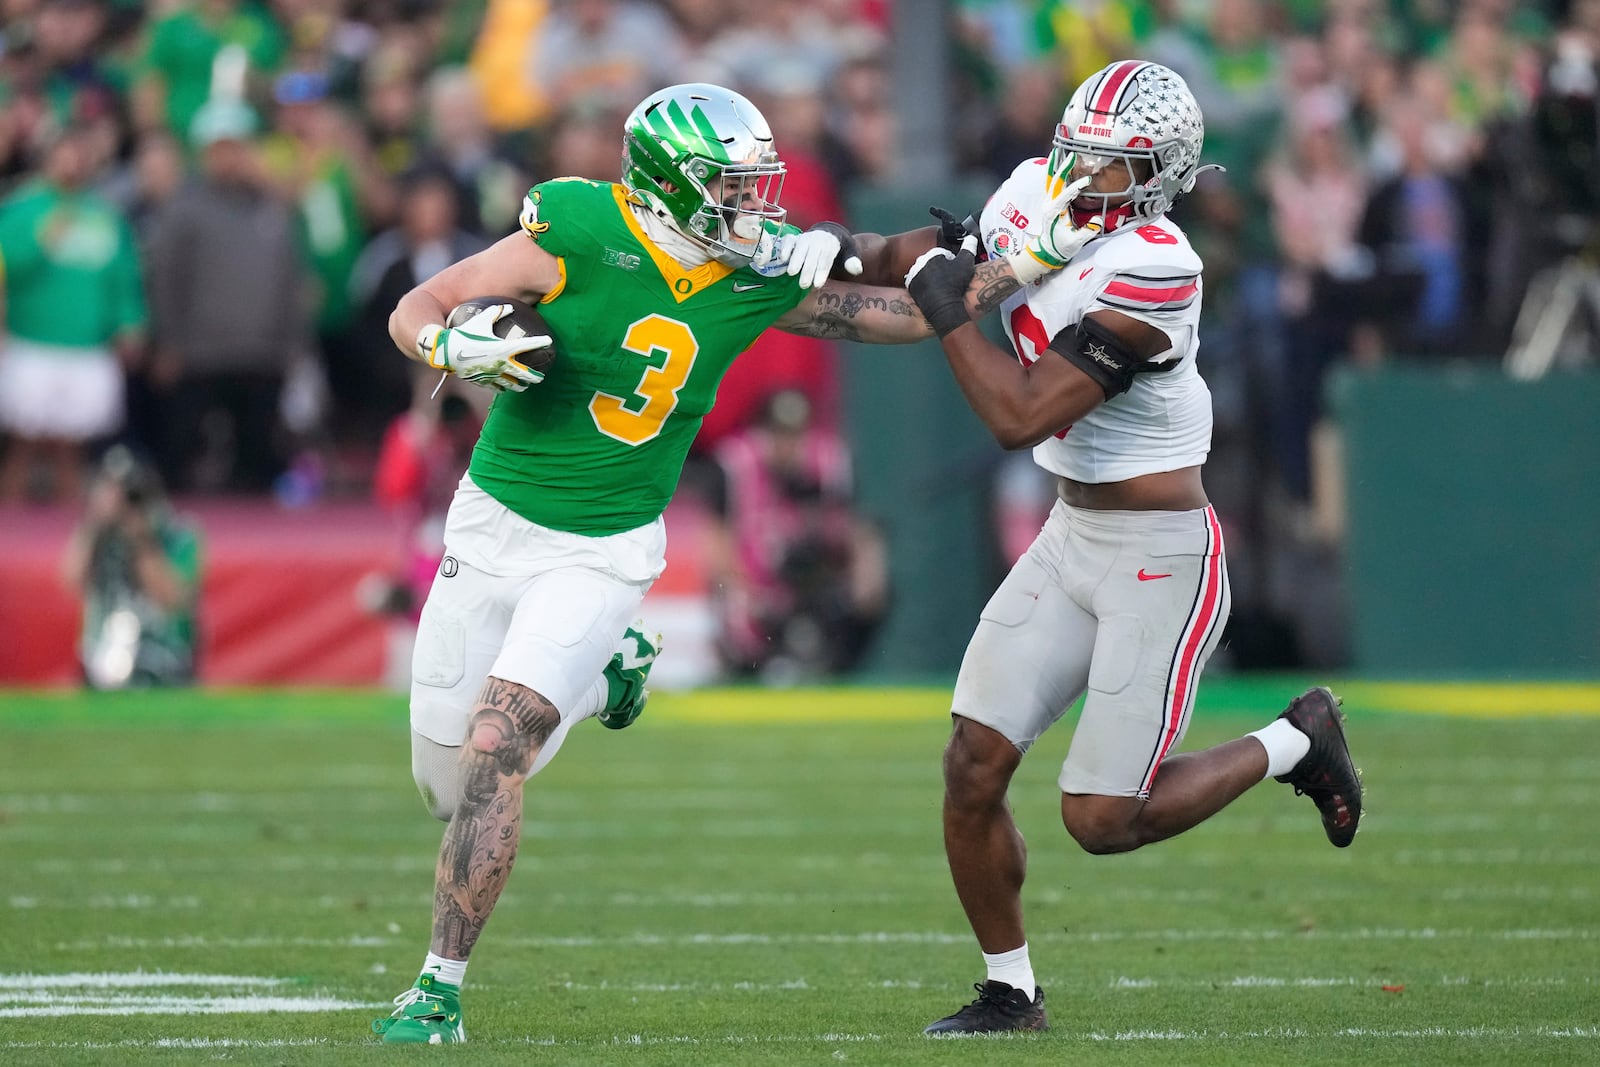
845,61 -> 1364,1035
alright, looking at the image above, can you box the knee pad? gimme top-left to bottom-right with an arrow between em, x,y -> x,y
411,731 -> 462,822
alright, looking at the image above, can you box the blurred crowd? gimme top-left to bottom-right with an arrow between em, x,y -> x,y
2,0 -> 1597,675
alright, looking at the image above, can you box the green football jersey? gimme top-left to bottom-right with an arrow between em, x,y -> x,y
469,178 -> 809,535
0,180 -> 146,348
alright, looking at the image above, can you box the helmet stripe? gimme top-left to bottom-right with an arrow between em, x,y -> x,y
1090,60 -> 1144,116
688,106 -> 727,158
645,103 -> 687,149
645,98 -> 735,165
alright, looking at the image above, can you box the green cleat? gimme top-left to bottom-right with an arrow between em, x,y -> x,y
598,621 -> 662,730
370,972 -> 465,1044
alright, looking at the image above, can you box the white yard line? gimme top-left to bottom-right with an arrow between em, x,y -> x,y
53,926 -> 1600,953
1109,974 -> 1593,989
2,1038 -> 334,1050
8,895 -> 202,910
0,972 -> 382,1018
0,995 -> 379,1017
1083,1026 -> 1600,1041
1,973 -> 284,988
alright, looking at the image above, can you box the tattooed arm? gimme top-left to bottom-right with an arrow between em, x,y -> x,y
966,256 -> 1025,318
774,258 -> 1029,346
774,281 -> 934,343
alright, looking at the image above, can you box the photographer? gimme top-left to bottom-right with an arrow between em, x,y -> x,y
60,446 -> 201,689
710,389 -> 889,681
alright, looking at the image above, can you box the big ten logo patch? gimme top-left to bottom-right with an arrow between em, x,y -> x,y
1002,203 -> 1029,230
602,248 -> 641,271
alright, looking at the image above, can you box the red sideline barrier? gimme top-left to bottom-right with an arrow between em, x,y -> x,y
0,501 -> 402,687
0,498 -> 717,688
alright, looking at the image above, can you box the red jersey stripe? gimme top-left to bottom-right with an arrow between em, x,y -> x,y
1103,278 -> 1199,304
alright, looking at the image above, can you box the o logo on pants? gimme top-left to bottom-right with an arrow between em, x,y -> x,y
439,556 -> 459,578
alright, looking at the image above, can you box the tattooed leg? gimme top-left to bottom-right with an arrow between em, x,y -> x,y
430,676 -> 560,960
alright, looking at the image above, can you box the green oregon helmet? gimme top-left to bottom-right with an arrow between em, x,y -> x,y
621,83 -> 787,266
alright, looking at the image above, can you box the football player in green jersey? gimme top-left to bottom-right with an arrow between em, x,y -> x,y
371,82 -> 1052,1043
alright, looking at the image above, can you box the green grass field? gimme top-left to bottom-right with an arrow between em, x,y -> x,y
3,681 -> 1598,1066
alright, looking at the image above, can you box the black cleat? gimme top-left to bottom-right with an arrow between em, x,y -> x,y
924,981 -> 1047,1035
1275,686 -> 1362,847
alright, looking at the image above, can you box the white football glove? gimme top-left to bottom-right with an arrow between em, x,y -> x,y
1008,175 -> 1105,286
416,304 -> 549,393
750,222 -> 864,289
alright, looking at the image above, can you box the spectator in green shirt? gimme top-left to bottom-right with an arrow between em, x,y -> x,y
0,123 -> 146,501
131,0 -> 285,141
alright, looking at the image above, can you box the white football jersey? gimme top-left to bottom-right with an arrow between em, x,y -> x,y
980,158 -> 1212,484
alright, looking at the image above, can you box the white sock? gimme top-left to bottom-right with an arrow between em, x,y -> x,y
421,952 -> 467,988
569,675 -> 609,723
1248,719 -> 1312,779
983,943 -> 1036,994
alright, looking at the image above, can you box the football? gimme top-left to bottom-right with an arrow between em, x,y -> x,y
446,296 -> 557,375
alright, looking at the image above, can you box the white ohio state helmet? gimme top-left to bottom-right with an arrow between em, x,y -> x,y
1047,60 -> 1206,222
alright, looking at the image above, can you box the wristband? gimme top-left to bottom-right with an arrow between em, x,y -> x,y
1007,248 -> 1054,288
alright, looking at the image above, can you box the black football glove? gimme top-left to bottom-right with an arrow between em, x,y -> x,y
929,206 -> 983,257
906,247 -> 977,339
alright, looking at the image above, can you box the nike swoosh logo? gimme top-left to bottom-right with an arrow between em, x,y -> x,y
1137,569 -> 1173,581
1078,267 -> 1094,280
732,282 -> 764,292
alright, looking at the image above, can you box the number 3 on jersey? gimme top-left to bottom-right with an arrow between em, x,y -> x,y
590,314 -> 698,445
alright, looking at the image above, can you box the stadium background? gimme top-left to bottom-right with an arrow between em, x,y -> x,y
3,2 -> 1599,1061
2,0 -> 1595,686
